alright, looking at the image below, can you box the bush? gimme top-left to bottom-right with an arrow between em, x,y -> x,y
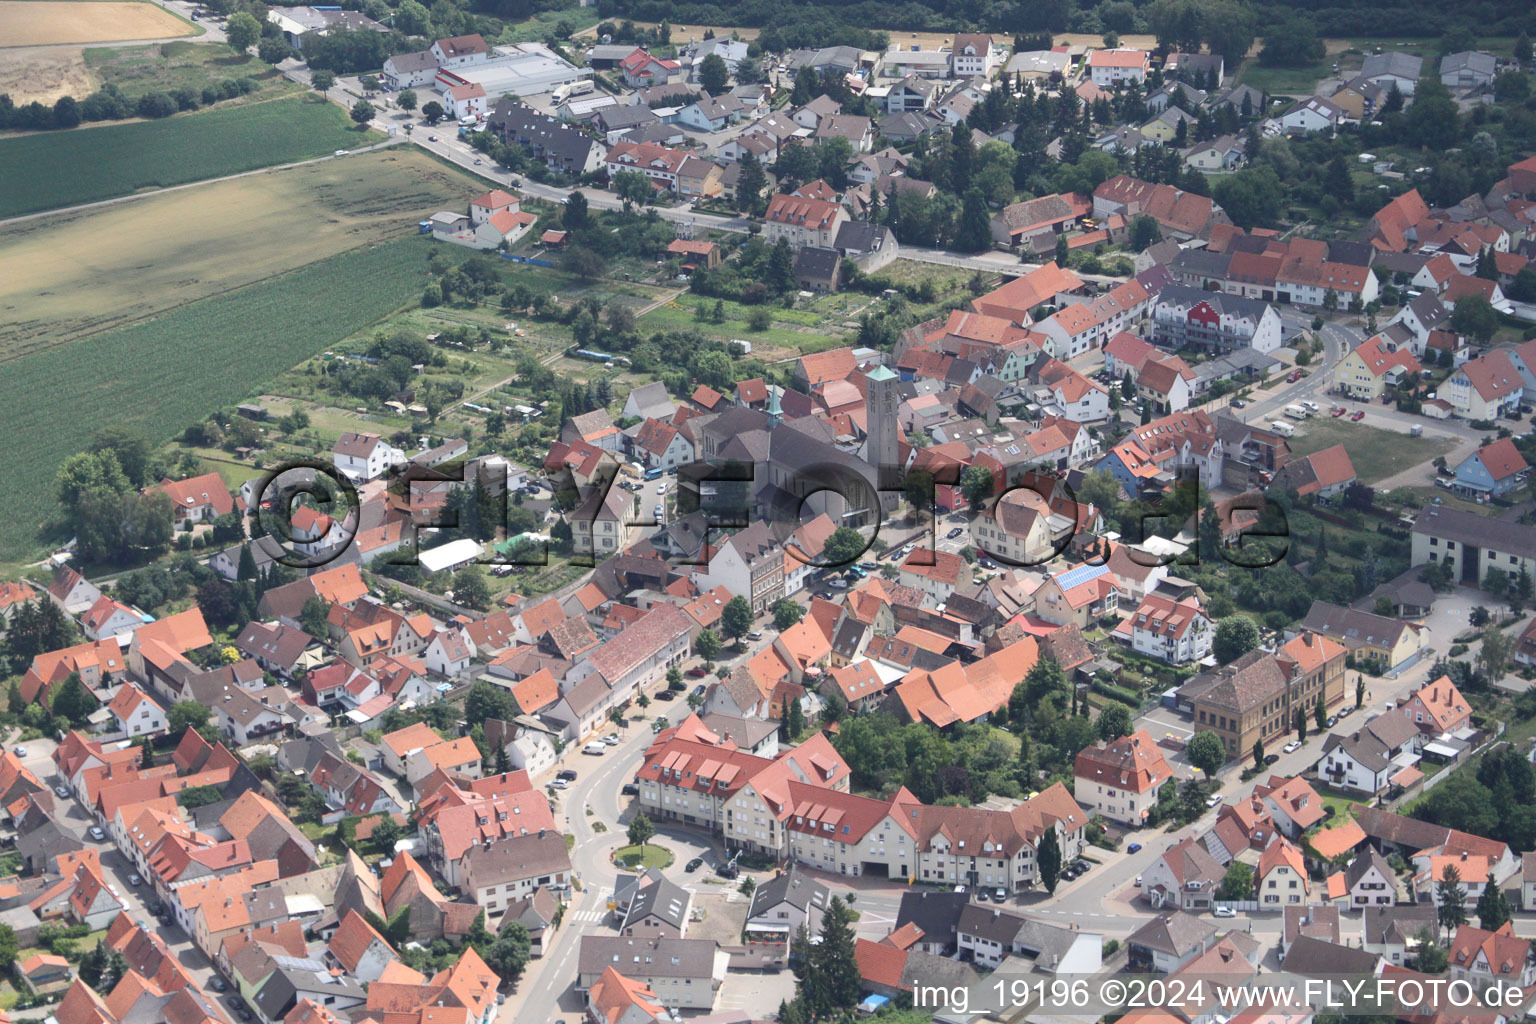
136,92 -> 177,119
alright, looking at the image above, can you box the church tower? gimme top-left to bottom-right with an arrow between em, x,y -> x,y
864,364 -> 901,491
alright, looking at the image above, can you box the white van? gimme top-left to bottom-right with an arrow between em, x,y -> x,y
1284,404 -> 1309,420
1270,420 -> 1296,437
582,742 -> 606,756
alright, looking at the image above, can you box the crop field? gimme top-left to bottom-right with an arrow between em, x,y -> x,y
84,41 -> 292,102
0,147 -> 483,359
0,0 -> 191,46
0,234 -> 435,560
0,95 -> 368,218
0,44 -> 94,104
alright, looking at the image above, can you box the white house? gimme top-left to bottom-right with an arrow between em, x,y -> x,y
1279,96 -> 1346,135
442,81 -> 488,120
1346,849 -> 1397,908
332,432 -> 405,482
107,683 -> 167,739
1125,592 -> 1211,665
1257,840 -> 1308,907
425,630 -> 473,677
1087,48 -> 1149,86
1072,729 -> 1172,826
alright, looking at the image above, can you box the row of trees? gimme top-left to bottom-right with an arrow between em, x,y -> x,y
0,79 -> 258,133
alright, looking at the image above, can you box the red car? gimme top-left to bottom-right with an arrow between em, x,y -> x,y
1351,411 -> 1366,421
1331,407 -> 1346,417
686,666 -> 708,678
1286,371 -> 1302,383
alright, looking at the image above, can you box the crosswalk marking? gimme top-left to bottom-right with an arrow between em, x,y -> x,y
569,909 -> 607,923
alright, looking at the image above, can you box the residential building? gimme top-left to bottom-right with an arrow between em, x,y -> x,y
1317,713 -> 1422,795
763,193 -> 849,249
1072,729 -> 1172,825
1150,287 -> 1283,354
1452,438 -> 1529,498
1297,601 -> 1428,672
1411,505 -> 1536,588
1087,48 -> 1150,86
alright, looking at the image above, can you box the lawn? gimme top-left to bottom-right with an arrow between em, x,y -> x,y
0,235 -> 435,561
0,94 -> 372,218
1287,419 -> 1455,485
637,295 -> 846,355
613,843 -> 675,870
1235,55 -> 1332,96
0,147 -> 480,359
84,40 -> 294,103
498,7 -> 600,44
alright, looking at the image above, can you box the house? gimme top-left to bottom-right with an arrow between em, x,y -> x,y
1411,505 -> 1536,589
382,50 -> 439,90
1280,96 -> 1347,135
1141,837 -> 1224,912
487,101 -> 608,176
151,473 -> 234,523
1126,911 -> 1218,973
1345,848 -> 1398,907
619,48 -> 681,88
1444,350 -> 1523,421
1072,729 -> 1172,825
605,141 -> 721,197
106,683 -> 166,738
16,953 -> 70,994
1269,444 -> 1357,501
1122,589 -> 1211,665
1094,175 -> 1228,242
1317,713 -> 1422,795
326,909 -> 399,983
1396,676 -> 1472,738
1298,601 -> 1428,671
47,566 -> 103,616
443,81 -> 487,121
956,905 -> 1103,972
1179,636 -> 1346,763
1449,436 -> 1523,500
332,432 -> 405,483
576,936 -> 728,1010
745,869 -> 828,947
1361,51 -> 1422,95
1087,48 -> 1149,86
1183,135 -> 1245,173
1333,333 -> 1424,400
969,486 -> 1065,567
586,968 -> 670,1024
1362,904 -> 1437,964
460,831 -> 571,912
793,247 -> 843,293
951,34 -> 998,78
1150,287 -> 1282,354
424,629 -> 472,677
80,596 -> 143,641
1447,922 -> 1535,987
763,193 -> 848,249
1440,51 -> 1497,89
1257,838 -> 1309,907
989,193 -> 1090,250
1254,774 -> 1326,839
570,481 -> 633,559
617,869 -> 692,938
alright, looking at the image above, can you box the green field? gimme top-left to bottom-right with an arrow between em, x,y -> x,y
0,235 -> 433,560
84,41 -> 294,102
0,95 -> 370,218
637,293 -> 847,356
1288,418 -> 1455,484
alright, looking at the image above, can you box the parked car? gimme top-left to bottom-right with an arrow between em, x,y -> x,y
974,889 -> 989,902
946,527 -> 964,539
685,857 -> 704,873
557,769 -> 578,781
1351,411 -> 1366,421
602,734 -> 620,746
89,826 -> 106,841
1286,371 -> 1302,383
620,783 -> 639,796
1332,406 -> 1346,417
549,779 -> 569,790
1230,399 -> 1247,409
654,689 -> 676,701
54,785 -> 69,798
1128,843 -> 1143,854
128,874 -> 142,887
212,978 -> 228,992
692,684 -> 706,697
1283,740 -> 1302,753
686,666 -> 708,677
1264,753 -> 1280,765
1134,875 -> 1143,887
10,746 -> 24,757
1205,793 -> 1222,808
1214,906 -> 1237,918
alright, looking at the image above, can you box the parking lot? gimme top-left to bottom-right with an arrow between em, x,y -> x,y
714,965 -> 798,1017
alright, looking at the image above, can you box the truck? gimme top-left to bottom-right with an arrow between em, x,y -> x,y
1284,404 -> 1310,420
551,80 -> 595,103
1270,420 -> 1296,437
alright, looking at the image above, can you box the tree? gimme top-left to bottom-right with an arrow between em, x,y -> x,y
421,100 -> 444,123
464,680 -> 518,726
1314,695 -> 1326,731
484,922 -> 531,984
258,36 -> 291,64
561,190 -> 590,233
1476,871 -> 1511,930
225,11 -> 260,53
1213,615 -> 1260,665
1356,675 -> 1365,708
452,567 -> 491,611
397,89 -> 417,112
823,526 -> 867,567
698,53 -> 730,95
1478,627 -> 1513,685
1518,32 -> 1534,66
1217,860 -> 1254,900
1038,827 -> 1062,893
299,596 -> 331,639
782,696 -> 805,741
736,152 -> 768,214
773,599 -> 804,631
1258,15 -> 1323,67
1295,707 -> 1307,741
612,169 -> 653,206
695,629 -> 720,662
804,896 -> 861,1016
1130,215 -> 1162,251
1054,234 -> 1069,266
627,812 -> 655,851
51,672 -> 98,727
1484,568 -> 1511,600
1450,295 -> 1499,342
1438,863 -> 1468,939
0,924 -> 20,981
1096,701 -> 1132,741
1415,927 -> 1449,973
721,596 -> 753,644
350,99 -> 374,126
1187,730 -> 1225,778
960,465 -> 994,511
168,701 -> 211,736
139,737 -> 154,769
311,69 -> 335,94
370,815 -> 403,856
956,188 -> 993,253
